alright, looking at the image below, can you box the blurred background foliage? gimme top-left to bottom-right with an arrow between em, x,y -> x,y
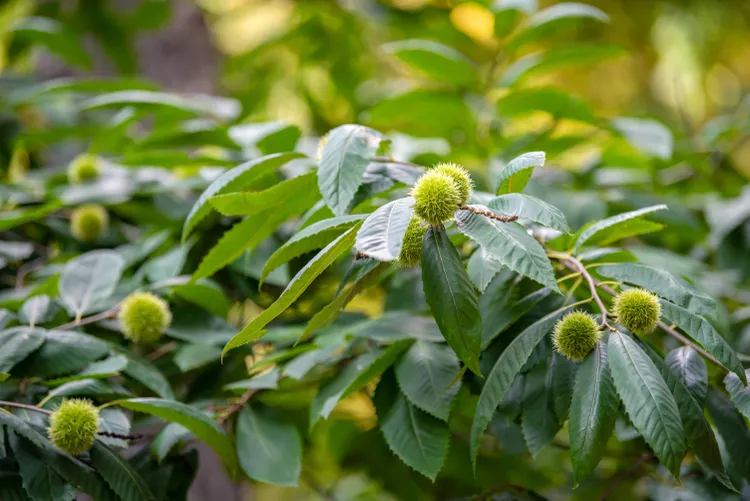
2,0 -> 750,499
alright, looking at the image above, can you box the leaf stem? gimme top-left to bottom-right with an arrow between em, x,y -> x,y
216,388 -> 255,425
57,305 -> 119,331
557,256 -> 615,331
0,400 -> 53,415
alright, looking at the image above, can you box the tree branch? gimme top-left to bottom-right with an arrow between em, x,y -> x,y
0,401 -> 53,415
459,205 -> 519,223
552,254 -> 614,331
216,388 -> 255,425
57,306 -> 119,331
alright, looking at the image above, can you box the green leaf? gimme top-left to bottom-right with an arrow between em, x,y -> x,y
612,117 -> 674,160
521,360 -> 561,455
354,197 -> 414,261
19,295 -> 52,327
470,305 -> 570,468
495,151 -> 545,194
223,225 -> 360,356
172,279 -> 229,318
496,87 -> 596,123
310,340 -> 412,426
377,389 -> 450,481
89,443 -> 156,501
112,348 -> 175,399
574,205 -> 668,252
209,172 -> 317,216
0,202 -> 62,232
478,270 -> 516,345
724,370 -> 750,422
172,344 -> 222,372
507,3 -> 608,50
482,288 -> 551,349
151,423 -> 192,462
0,327 -> 45,373
43,379 -> 131,401
641,342 -> 733,491
550,351 -> 577,423
499,44 -> 625,86
115,398 -> 237,473
395,341 -> 462,421
97,408 -> 132,449
368,90 -> 475,139
597,263 -> 716,318
193,183 -> 320,281
706,389 -> 750,487
607,331 -> 686,477
421,226 -> 482,375
318,124 -> 384,216
455,208 -> 559,291
182,152 -> 305,242
23,330 -> 110,377
82,90 -> 240,121
467,248 -> 506,292
261,214 -> 366,286
487,193 -> 569,233
569,340 -> 618,485
0,472 -> 30,501
0,410 -> 57,452
144,247 -> 188,284
10,17 -> 90,68
229,122 -> 302,154
58,250 -> 125,319
659,300 -> 745,384
11,436 -> 75,501
666,347 -> 708,407
383,39 -> 476,86
236,404 -> 302,486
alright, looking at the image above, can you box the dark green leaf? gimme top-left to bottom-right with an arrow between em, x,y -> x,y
23,330 -> 110,377
706,389 -> 750,487
0,327 -> 45,373
507,3 -> 608,49
182,152 -> 305,242
496,87 -> 596,123
310,340 -> 412,426
223,225 -> 360,355
236,405 -> 302,486
90,443 -> 156,501
11,436 -> 74,501
666,346 -> 708,407
607,331 -> 685,477
115,398 -> 237,473
470,305 -> 570,468
421,226 -> 482,375
569,340 -> 618,485
455,209 -> 558,291
521,360 -> 561,455
395,341 -> 462,421
659,300 -> 745,384
597,263 -> 717,318
724,370 -> 750,422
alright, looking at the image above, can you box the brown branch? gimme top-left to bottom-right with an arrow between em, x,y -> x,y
97,431 -> 144,440
146,341 -> 177,361
57,306 -> 119,331
556,256 -> 614,331
216,388 -> 255,425
0,401 -> 53,415
459,205 -> 519,223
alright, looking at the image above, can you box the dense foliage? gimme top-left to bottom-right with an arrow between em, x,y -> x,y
1,1 -> 750,500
